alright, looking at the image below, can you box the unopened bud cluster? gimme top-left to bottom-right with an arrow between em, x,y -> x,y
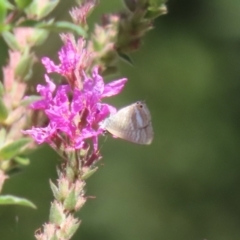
88,0 -> 168,75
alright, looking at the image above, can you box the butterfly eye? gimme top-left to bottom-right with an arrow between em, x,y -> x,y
136,101 -> 143,107
136,102 -> 143,108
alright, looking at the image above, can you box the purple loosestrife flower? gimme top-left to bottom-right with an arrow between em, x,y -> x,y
23,35 -> 128,240
42,35 -> 92,89
24,37 -> 127,157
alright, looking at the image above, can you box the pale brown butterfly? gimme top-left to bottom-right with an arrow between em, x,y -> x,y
102,101 -> 153,144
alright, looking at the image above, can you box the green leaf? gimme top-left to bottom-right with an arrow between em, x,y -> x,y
0,195 -> 36,208
0,138 -> 31,160
118,52 -> 134,65
14,156 -> 30,165
15,49 -> 35,81
0,0 -> 7,23
5,1 -> 15,10
82,167 -> 98,180
0,98 -> 8,122
0,81 -> 4,96
49,180 -> 60,201
0,128 -> 6,148
15,0 -> 32,10
18,19 -> 39,27
37,0 -> 59,19
25,0 -> 59,20
31,29 -> 49,46
20,95 -> 41,107
0,23 -> 11,33
20,19 -> 85,35
2,31 -> 21,51
0,1 -> 15,28
0,1 -> 14,24
38,21 -> 87,37
145,5 -> 167,19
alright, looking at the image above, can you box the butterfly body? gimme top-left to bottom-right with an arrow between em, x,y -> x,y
102,101 -> 153,145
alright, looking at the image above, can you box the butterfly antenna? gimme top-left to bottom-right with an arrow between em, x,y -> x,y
103,134 -> 108,143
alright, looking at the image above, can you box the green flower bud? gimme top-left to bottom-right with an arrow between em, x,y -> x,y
14,49 -> 35,81
2,31 -> 21,51
25,0 -> 60,20
63,188 -> 77,211
49,201 -> 65,225
0,82 -> 4,97
0,98 -> 8,122
28,29 -> 49,46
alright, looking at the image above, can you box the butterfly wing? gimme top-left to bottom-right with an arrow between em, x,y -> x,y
103,102 -> 154,145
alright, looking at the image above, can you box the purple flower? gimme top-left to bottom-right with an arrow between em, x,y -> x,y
23,122 -> 57,144
23,67 -> 127,151
42,39 -> 80,76
41,36 -> 92,89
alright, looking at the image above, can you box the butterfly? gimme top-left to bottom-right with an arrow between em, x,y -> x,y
102,101 -> 153,144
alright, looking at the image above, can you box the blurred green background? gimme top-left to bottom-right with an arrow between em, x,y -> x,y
1,0 -> 240,239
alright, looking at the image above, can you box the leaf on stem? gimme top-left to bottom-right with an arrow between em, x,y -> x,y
0,195 -> 36,208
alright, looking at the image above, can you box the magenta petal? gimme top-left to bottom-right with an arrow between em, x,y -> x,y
74,139 -> 85,150
37,75 -> 56,96
54,85 -> 69,105
72,90 -> 84,113
22,123 -> 57,144
31,99 -> 47,109
95,103 -> 116,123
31,75 -> 57,109
102,78 -> 127,97
83,72 -> 104,96
42,57 -> 59,73
42,40 -> 82,76
58,39 -> 78,68
81,128 -> 97,139
92,136 -> 98,151
92,68 -> 104,94
74,128 -> 100,149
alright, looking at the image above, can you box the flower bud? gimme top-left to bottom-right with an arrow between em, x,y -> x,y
49,201 -> 65,225
60,215 -> 80,239
2,31 -> 21,51
0,98 -> 8,122
25,0 -> 60,20
145,4 -> 168,19
15,49 -> 35,81
0,82 -> 4,96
